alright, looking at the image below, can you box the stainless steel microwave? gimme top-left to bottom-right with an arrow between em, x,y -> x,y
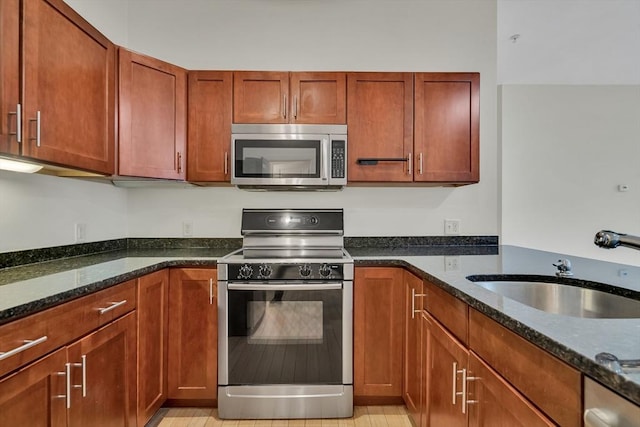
231,124 -> 347,190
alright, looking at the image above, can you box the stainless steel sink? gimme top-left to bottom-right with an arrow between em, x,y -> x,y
469,279 -> 640,319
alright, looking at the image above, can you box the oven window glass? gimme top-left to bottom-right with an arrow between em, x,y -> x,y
234,139 -> 321,178
226,288 -> 342,385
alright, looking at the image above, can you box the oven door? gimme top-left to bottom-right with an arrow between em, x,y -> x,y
231,133 -> 330,186
218,281 -> 352,386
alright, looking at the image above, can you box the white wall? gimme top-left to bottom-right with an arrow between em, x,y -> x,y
500,85 -> 640,266
0,171 -> 128,252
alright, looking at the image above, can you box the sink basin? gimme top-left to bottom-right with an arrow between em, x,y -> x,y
468,279 -> 640,319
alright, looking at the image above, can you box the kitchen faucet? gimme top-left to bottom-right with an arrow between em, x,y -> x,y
594,230 -> 640,251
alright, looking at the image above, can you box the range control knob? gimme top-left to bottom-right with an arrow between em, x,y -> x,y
299,264 -> 312,278
239,264 -> 253,279
319,264 -> 332,277
259,264 -> 273,278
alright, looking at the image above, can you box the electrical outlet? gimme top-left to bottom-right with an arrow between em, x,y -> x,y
182,221 -> 193,237
444,219 -> 460,235
75,223 -> 86,243
444,256 -> 461,272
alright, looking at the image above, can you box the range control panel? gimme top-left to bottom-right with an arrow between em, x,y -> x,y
227,263 -> 345,281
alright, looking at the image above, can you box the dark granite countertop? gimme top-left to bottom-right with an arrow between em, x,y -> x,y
1,242 -> 639,407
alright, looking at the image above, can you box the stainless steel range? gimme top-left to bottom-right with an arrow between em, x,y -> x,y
217,209 -> 354,419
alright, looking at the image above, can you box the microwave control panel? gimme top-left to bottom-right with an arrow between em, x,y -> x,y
331,140 -> 346,179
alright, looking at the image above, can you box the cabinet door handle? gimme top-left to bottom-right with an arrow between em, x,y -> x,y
54,365 -> 70,408
411,288 -> 426,319
98,300 -> 127,314
29,111 -> 41,147
466,373 -> 479,409
209,278 -> 214,305
283,94 -> 287,119
419,153 -> 423,175
224,151 -> 228,175
452,362 -> 458,405
177,152 -> 183,174
293,96 -> 298,120
407,152 -> 412,175
0,335 -> 48,360
8,103 -> 21,143
71,354 -> 87,397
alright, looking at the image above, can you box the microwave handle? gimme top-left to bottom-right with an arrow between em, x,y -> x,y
322,137 -> 330,182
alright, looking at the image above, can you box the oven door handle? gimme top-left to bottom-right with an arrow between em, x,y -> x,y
227,283 -> 343,291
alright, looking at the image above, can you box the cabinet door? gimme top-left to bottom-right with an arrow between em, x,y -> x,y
0,0 -> 20,155
137,270 -> 169,426
347,72 -> 413,182
119,48 -> 187,179
167,268 -> 217,401
0,347 -> 67,427
233,71 -> 289,123
290,72 -> 346,124
67,312 -> 136,427
22,0 -> 115,174
426,312 -> 468,427
420,313 -> 431,427
403,271 -> 423,425
354,267 -> 404,402
187,71 -> 233,182
414,73 -> 479,183
467,352 -> 554,427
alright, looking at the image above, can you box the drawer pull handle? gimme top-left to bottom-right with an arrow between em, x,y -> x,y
0,335 -> 48,360
98,300 -> 127,314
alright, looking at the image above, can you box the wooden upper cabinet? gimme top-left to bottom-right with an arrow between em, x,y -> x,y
414,73 -> 479,183
290,72 -> 346,124
118,48 -> 187,179
347,72 -> 414,182
20,0 -> 116,174
233,71 -> 346,124
187,71 -> 233,182
0,0 -> 20,156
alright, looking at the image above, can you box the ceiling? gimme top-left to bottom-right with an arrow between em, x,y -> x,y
497,0 -> 640,84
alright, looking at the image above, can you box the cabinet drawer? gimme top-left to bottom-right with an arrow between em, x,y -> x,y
85,280 -> 136,327
424,281 -> 468,345
468,308 -> 582,427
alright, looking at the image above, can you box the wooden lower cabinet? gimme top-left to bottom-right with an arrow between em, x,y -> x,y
354,267 -> 404,403
403,271 -> 423,425
67,312 -> 137,427
137,269 -> 169,425
0,347 -> 68,427
467,352 -> 554,426
167,268 -> 218,402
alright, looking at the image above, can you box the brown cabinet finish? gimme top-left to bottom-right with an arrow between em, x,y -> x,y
0,0 -> 20,156
67,312 -> 137,427
0,347 -> 67,427
233,71 -> 289,124
414,73 -> 479,183
347,72 -> 414,182
187,71 -> 233,182
403,271 -> 423,425
469,308 -> 582,427
137,269 -> 169,426
467,352 -> 554,426
20,0 -> 116,174
289,72 -> 346,124
354,267 -> 404,402
119,48 -> 187,179
425,311 -> 468,427
167,268 -> 218,401
233,71 -> 346,124
424,281 -> 468,346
